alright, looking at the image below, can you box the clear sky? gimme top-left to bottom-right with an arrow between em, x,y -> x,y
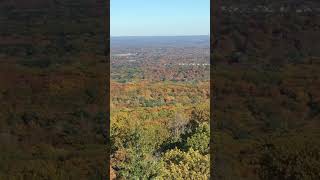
111,0 -> 210,37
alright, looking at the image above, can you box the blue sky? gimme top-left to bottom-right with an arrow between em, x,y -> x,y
111,0 -> 210,36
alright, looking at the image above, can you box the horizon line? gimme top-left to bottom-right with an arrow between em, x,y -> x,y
110,34 -> 210,38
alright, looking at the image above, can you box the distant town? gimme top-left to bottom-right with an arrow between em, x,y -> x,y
111,36 -> 210,82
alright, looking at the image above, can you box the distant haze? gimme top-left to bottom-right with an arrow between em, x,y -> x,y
110,35 -> 210,48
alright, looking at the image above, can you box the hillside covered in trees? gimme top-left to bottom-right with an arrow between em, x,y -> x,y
212,0 -> 320,179
110,36 -> 210,179
0,0 -> 108,179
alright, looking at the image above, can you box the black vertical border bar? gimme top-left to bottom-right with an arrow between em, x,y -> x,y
104,0 -> 110,178
210,0 -> 220,178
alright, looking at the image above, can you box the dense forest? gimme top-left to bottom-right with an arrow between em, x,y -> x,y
2,0 -> 320,179
0,0 -> 108,179
212,1 -> 320,179
110,37 -> 210,179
